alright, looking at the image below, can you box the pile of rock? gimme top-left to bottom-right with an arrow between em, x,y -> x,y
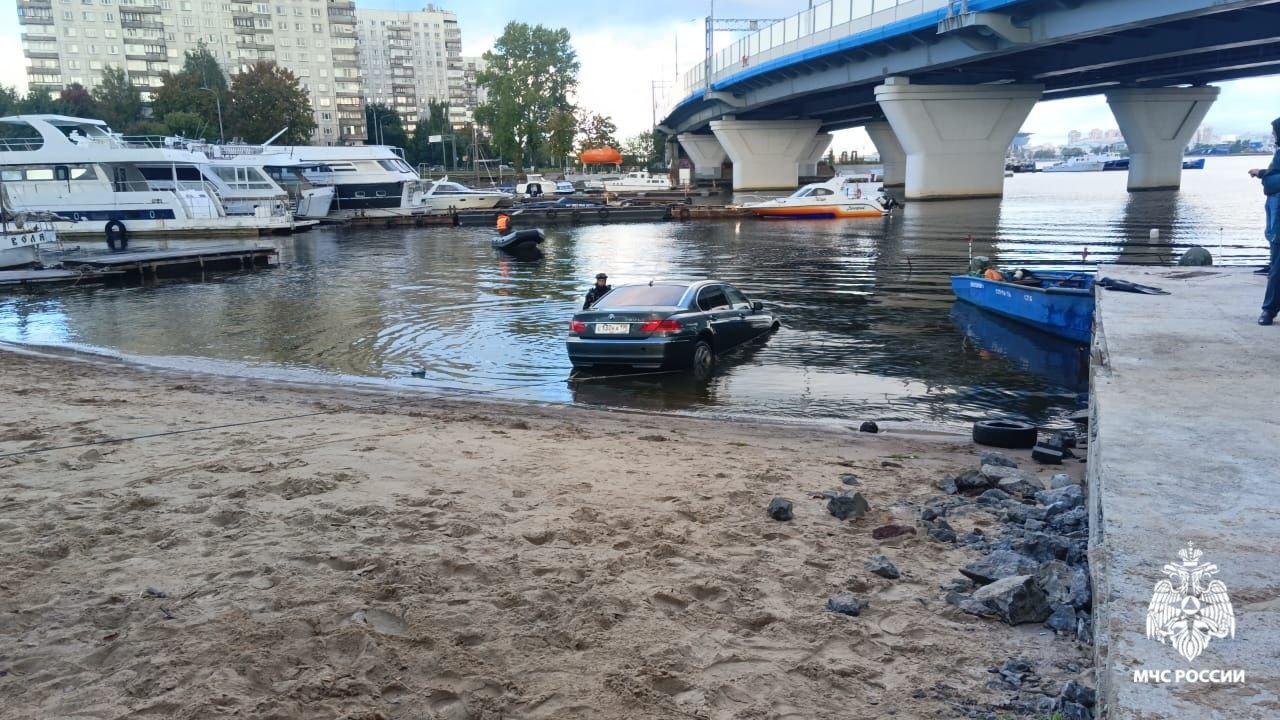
930,451 -> 1092,642
983,659 -> 1098,719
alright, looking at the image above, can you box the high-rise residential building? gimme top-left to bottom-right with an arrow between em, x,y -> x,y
15,0 -> 372,144
355,4 -> 463,127
457,54 -> 486,125
1066,129 -> 1082,145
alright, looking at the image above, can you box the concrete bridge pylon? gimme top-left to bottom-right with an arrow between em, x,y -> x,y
863,121 -> 906,188
799,133 -> 834,177
709,119 -> 822,190
1105,86 -> 1219,192
677,133 -> 728,180
874,77 -> 1043,200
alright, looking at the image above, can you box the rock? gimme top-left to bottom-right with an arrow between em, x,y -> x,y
925,519 -> 957,543
767,497 -> 794,521
871,523 -> 916,540
1061,680 -> 1097,707
980,451 -> 1018,468
1045,603 -> 1077,633
979,463 -> 1022,481
997,658 -> 1035,688
969,574 -> 1051,625
1178,245 -> 1213,266
1014,531 -> 1085,564
976,488 -> 1012,505
958,529 -> 986,546
935,474 -> 958,494
865,554 -> 900,579
1031,444 -> 1064,465
996,474 -> 1044,499
827,492 -> 870,521
839,473 -> 859,486
859,421 -> 879,433
1035,484 -> 1085,511
953,469 -> 991,492
958,597 -> 996,617
1054,430 -> 1078,449
143,587 -> 168,598
1056,700 -> 1093,720
1049,506 -> 1088,534
920,507 -> 939,521
1024,518 -> 1045,532
1036,560 -> 1090,607
960,549 -> 1040,585
1050,473 -> 1077,489
825,592 -> 864,616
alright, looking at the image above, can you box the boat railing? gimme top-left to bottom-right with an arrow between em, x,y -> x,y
0,137 -> 45,152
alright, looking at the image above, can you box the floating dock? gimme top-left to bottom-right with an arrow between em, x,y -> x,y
1088,267 -> 1279,719
0,267 -> 125,290
59,245 -> 278,278
455,206 -> 672,227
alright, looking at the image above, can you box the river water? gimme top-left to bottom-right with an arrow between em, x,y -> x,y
1,156 -> 1271,428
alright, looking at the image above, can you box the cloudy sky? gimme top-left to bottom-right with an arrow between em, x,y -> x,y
3,0 -> 1277,152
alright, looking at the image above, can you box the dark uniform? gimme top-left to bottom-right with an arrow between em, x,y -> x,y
583,274 -> 611,310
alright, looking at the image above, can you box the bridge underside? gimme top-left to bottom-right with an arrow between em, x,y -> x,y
664,0 -> 1280,134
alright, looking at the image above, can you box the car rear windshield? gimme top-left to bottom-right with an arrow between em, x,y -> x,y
592,284 -> 687,308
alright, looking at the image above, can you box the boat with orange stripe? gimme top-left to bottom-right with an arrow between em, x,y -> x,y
741,176 -> 894,219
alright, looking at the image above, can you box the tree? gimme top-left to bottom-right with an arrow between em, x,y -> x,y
408,100 -> 451,169
227,61 -> 315,144
18,88 -> 57,115
93,67 -> 143,131
576,111 -> 617,151
547,109 -> 575,167
365,103 -> 408,150
162,111 -> 207,139
476,22 -> 579,169
58,83 -> 99,119
1062,146 -> 1085,158
152,42 -> 228,140
0,85 -> 19,117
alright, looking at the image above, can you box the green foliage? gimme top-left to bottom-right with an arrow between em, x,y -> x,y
576,111 -> 617,151
162,111 -> 208,139
123,119 -> 170,136
18,88 -> 57,115
152,42 -> 229,139
227,61 -> 315,144
57,83 -> 99,119
547,109 -> 576,165
476,22 -> 579,169
1062,146 -> 1086,158
620,130 -> 666,168
0,85 -> 19,117
91,68 -> 143,131
365,103 -> 408,150
408,100 -> 453,168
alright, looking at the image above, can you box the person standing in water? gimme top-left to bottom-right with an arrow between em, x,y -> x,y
583,273 -> 611,310
1249,116 -> 1280,325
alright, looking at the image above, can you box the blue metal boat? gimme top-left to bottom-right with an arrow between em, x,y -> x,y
950,271 -> 1095,344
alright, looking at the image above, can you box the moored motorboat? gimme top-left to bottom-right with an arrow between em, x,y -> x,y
418,177 -> 511,213
0,189 -> 60,268
950,260 -> 1095,343
602,171 -> 673,193
741,176 -> 891,219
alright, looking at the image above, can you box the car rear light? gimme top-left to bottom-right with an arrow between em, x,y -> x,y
640,318 -> 683,334
569,320 -> 587,335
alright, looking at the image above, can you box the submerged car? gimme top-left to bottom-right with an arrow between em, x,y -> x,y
566,280 -> 779,380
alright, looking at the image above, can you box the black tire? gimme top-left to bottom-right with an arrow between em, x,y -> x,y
598,208 -> 611,222
690,340 -> 716,382
570,210 -> 583,224
105,220 -> 128,251
972,419 -> 1039,449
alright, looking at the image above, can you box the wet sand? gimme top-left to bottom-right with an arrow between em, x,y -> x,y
0,346 -> 1088,719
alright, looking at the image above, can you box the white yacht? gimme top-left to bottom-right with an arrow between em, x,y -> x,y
202,141 -> 426,218
516,173 -> 573,197
602,170 -> 673,192
0,115 -> 307,238
186,143 -> 334,220
1042,154 -> 1114,173
416,177 -> 510,213
740,176 -> 891,219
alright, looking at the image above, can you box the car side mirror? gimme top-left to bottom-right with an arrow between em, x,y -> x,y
751,300 -> 763,312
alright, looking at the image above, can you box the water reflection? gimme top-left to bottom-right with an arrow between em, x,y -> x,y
0,157 -> 1269,427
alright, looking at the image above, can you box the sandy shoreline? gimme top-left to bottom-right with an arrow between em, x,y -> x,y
0,347 -> 1089,719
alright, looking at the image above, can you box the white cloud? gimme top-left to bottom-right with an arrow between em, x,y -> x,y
0,12 -> 28,94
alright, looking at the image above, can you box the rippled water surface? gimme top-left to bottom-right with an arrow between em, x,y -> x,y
1,156 -> 1271,427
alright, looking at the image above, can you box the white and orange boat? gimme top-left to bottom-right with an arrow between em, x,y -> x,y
742,176 -> 893,219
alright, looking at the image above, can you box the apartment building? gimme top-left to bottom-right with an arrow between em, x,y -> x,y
353,4 -> 466,128
16,0 -> 367,144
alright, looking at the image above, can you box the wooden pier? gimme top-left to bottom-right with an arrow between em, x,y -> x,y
59,245 -> 278,278
0,268 -> 125,290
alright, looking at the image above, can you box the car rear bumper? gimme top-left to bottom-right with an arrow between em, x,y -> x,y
566,336 -> 694,369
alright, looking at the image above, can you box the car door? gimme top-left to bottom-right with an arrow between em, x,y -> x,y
723,284 -> 766,342
695,284 -> 740,351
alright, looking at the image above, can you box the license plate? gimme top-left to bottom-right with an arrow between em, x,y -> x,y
595,323 -> 630,334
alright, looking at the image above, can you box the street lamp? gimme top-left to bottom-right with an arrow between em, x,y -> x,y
200,86 -> 225,143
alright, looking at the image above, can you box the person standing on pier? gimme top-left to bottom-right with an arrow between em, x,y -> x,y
583,273 -> 611,310
1251,117 -> 1280,325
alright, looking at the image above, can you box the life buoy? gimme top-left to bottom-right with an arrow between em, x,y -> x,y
105,220 -> 128,251
678,206 -> 691,220
598,208 -> 611,222
570,210 -> 583,224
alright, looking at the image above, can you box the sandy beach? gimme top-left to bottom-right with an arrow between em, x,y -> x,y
0,346 -> 1090,719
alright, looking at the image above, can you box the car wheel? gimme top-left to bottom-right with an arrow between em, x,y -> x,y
691,340 -> 716,381
972,419 -> 1038,449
